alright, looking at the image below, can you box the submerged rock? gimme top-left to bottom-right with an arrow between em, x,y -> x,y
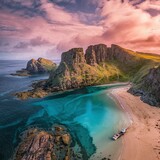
14,126 -> 82,160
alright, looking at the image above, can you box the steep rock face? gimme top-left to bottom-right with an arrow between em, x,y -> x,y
85,44 -> 108,65
26,58 -> 56,73
48,48 -> 100,90
61,48 -> 86,69
129,65 -> 160,107
109,44 -> 141,65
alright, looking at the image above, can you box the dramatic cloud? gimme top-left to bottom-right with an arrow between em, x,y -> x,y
0,0 -> 160,60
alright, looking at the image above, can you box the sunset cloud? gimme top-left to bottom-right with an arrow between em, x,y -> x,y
0,0 -> 160,60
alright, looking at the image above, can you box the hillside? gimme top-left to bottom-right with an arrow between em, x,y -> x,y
15,44 -> 160,106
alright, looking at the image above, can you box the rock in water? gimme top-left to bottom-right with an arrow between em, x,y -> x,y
11,57 -> 57,76
14,126 -> 83,160
26,57 -> 56,73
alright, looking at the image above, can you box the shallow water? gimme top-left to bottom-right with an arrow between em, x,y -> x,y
0,60 -> 131,160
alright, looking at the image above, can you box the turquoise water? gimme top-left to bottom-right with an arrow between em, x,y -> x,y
32,86 -> 131,159
0,60 -> 131,160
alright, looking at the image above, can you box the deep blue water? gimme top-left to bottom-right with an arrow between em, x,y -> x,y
0,60 -> 131,160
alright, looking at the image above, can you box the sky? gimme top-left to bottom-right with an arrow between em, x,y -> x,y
0,0 -> 160,60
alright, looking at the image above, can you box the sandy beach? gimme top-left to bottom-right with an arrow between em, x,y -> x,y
111,86 -> 160,160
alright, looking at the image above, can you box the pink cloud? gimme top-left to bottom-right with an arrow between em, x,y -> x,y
1,0 -> 160,60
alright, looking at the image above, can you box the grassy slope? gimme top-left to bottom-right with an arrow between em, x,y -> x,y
49,47 -> 160,89
120,48 -> 160,83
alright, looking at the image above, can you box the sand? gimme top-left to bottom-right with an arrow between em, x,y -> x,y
110,86 -> 160,160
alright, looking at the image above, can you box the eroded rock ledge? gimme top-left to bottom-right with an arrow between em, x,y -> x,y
14,125 -> 83,160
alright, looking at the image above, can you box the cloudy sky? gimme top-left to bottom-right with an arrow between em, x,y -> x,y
0,0 -> 160,60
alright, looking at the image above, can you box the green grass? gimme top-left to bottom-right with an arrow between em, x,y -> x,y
124,49 -> 160,62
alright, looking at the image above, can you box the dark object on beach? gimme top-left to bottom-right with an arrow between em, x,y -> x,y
112,128 -> 127,140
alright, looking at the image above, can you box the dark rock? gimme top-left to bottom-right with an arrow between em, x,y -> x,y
129,65 -> 160,107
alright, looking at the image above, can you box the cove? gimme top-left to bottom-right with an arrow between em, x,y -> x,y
28,84 -> 132,159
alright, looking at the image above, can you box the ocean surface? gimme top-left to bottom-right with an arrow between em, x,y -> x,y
0,60 -> 131,160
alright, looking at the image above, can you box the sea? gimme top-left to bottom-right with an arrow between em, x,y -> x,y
0,60 -> 131,160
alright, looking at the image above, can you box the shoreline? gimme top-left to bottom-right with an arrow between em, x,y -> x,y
109,86 -> 160,160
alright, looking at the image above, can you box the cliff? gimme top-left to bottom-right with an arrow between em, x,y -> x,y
11,58 -> 56,76
15,44 -> 160,107
129,65 -> 160,107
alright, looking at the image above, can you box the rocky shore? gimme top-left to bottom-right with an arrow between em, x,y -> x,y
14,125 -> 83,160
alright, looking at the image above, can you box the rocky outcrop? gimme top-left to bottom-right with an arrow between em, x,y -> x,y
129,65 -> 160,107
11,58 -> 56,76
15,44 -> 160,105
85,44 -> 108,65
48,48 -> 102,90
26,58 -> 56,73
14,126 -> 83,160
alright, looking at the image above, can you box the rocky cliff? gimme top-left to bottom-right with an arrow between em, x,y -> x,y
47,44 -> 148,90
129,65 -> 160,107
11,58 -> 56,76
15,44 -> 160,106
47,48 -> 108,90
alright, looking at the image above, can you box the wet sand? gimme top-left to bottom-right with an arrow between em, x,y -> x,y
110,86 -> 160,160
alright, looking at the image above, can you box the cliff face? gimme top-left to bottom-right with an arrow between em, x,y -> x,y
26,57 -> 56,73
85,44 -> 108,65
129,65 -> 160,107
48,48 -> 103,90
47,44 -> 147,90
15,43 -> 160,107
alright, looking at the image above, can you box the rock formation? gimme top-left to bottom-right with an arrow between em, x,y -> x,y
48,48 -> 105,90
85,44 -> 108,65
26,58 -> 56,73
15,44 -> 160,107
14,126 -> 83,160
11,58 -> 56,76
129,65 -> 160,107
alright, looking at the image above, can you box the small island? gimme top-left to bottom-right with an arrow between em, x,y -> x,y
11,58 -> 57,76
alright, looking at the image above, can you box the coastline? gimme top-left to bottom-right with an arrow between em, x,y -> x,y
109,86 -> 160,160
